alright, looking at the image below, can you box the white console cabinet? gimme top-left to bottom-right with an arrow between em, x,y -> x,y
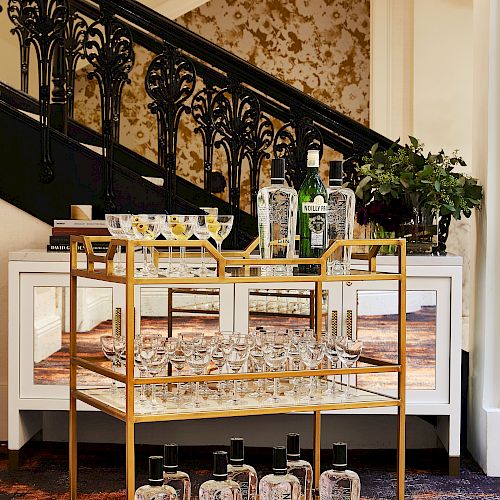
8,250 -> 462,473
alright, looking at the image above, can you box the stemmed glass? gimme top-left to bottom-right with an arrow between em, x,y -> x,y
160,218 -> 175,276
134,336 -> 148,405
186,339 -> 212,408
100,335 -> 118,395
206,215 -> 234,254
105,214 -> 127,275
263,333 -> 289,403
139,334 -> 161,409
131,214 -> 164,276
249,343 -> 266,400
299,340 -> 325,401
211,335 -> 233,400
335,336 -> 363,399
226,333 -> 249,404
167,215 -> 195,276
193,215 -> 211,276
322,333 -> 339,396
170,339 -> 189,405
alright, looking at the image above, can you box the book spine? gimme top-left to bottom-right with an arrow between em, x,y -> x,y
51,227 -> 110,236
53,220 -> 107,228
47,244 -> 109,253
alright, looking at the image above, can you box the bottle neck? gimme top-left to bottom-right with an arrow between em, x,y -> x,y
229,459 -> 244,466
332,464 -> 347,472
287,453 -> 300,461
307,165 -> 319,175
329,179 -> 342,187
273,468 -> 287,476
148,478 -> 164,487
213,473 -> 228,481
163,465 -> 178,474
271,177 -> 285,186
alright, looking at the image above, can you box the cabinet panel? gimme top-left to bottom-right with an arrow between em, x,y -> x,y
342,277 -> 450,403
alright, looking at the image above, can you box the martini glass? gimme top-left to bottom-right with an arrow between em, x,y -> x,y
206,215 -> 234,254
131,214 -> 164,276
167,215 -> 195,276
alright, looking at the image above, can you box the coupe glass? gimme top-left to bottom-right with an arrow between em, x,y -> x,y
206,215 -> 234,254
105,214 -> 127,275
186,340 -> 212,407
193,215 -> 211,276
100,335 -> 118,394
167,215 -> 195,276
131,214 -> 164,276
335,336 -> 363,398
299,340 -> 325,401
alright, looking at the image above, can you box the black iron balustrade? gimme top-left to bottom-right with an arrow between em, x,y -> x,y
83,3 -> 134,211
7,0 -> 69,183
2,0 -> 395,238
146,43 -> 196,213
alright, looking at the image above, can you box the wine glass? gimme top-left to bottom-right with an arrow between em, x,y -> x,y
206,215 -> 234,254
131,214 -> 164,276
100,335 -> 118,394
226,333 -> 249,404
211,335 -> 233,400
105,214 -> 127,275
335,336 -> 363,399
193,215 -> 211,276
249,343 -> 266,400
167,215 -> 195,276
134,336 -> 148,406
263,333 -> 289,403
170,339 -> 189,405
299,340 -> 325,401
186,339 -> 212,408
160,218 -> 175,276
322,333 -> 339,396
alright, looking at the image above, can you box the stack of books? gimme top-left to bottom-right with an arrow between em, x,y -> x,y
47,220 -> 110,252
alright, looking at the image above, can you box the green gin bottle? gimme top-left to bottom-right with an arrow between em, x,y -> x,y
298,150 -> 328,274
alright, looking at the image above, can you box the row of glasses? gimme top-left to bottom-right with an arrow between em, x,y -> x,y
105,212 -> 234,278
99,329 -> 364,412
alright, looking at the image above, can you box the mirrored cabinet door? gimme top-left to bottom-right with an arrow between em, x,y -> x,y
19,273 -> 120,399
342,277 -> 451,403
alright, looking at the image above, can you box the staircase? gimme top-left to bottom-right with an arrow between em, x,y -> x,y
0,0 -> 393,249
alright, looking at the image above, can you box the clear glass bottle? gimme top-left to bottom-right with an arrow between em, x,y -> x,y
257,158 -> 298,275
163,443 -> 191,500
298,150 -> 328,274
199,451 -> 242,500
259,446 -> 301,500
326,161 -> 356,274
227,437 -> 258,500
135,455 -> 178,500
319,443 -> 361,500
286,433 -> 313,500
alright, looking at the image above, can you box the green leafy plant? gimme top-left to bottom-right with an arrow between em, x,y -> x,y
352,137 -> 483,229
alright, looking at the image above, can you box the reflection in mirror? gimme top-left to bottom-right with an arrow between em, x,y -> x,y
140,288 -> 220,338
248,289 -> 328,331
33,286 -> 113,386
356,290 -> 437,391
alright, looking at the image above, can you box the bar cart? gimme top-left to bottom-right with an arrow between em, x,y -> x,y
69,236 -> 407,499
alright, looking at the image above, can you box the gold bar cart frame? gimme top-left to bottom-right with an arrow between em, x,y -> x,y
69,236 -> 406,499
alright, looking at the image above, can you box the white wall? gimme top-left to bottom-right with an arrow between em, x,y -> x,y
371,0 -> 474,351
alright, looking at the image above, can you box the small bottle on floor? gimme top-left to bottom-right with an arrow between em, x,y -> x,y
259,446 -> 301,500
199,451 -> 242,500
227,437 -> 258,500
286,433 -> 313,500
163,443 -> 191,500
135,455 -> 177,500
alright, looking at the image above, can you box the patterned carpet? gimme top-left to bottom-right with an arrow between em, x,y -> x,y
1,442 -> 499,499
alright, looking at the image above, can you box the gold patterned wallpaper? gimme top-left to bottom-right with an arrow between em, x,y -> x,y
73,0 -> 370,211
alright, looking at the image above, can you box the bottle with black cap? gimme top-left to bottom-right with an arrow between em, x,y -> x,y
163,443 -> 191,500
286,433 -> 313,500
319,443 -> 360,500
259,446 -> 300,500
199,451 -> 242,500
326,160 -> 355,274
227,437 -> 258,500
256,157 -> 298,273
135,456 -> 177,499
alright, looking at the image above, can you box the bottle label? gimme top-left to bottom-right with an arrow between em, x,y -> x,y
269,191 -> 291,255
302,195 -> 328,214
309,214 -> 327,248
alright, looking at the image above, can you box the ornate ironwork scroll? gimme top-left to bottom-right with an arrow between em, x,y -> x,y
212,82 -> 260,243
273,114 -> 323,190
7,0 -> 31,93
246,113 -> 274,217
64,10 -> 87,117
146,43 -> 196,213
84,6 -> 134,211
192,84 -> 217,194
8,0 -> 69,182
